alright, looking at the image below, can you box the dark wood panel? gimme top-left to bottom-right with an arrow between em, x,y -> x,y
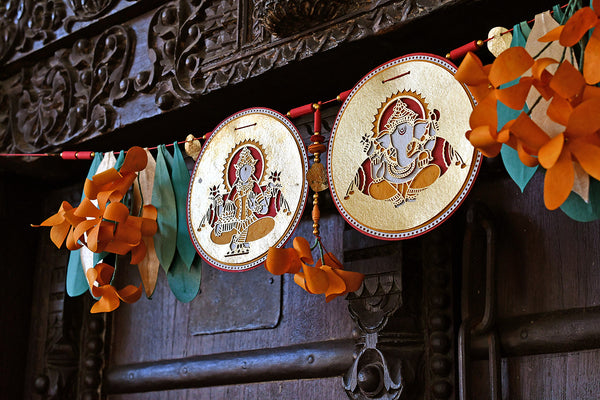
468,170 -> 600,317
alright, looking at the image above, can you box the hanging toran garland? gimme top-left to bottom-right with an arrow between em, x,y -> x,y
25,0 -> 600,312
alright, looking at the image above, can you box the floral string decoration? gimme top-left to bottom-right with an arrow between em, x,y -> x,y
455,0 -> 600,214
265,103 -> 364,301
34,146 -> 157,312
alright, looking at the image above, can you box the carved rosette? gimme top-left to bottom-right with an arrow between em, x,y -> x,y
7,24 -> 134,153
260,0 -> 351,37
142,0 -> 208,110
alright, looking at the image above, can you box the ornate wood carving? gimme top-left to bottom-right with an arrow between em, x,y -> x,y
3,24 -> 134,153
64,0 -> 119,30
0,0 -> 454,154
259,0 -> 355,37
344,272 -> 404,400
0,0 -> 128,64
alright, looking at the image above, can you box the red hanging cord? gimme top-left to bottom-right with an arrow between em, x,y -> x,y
446,2 -> 569,61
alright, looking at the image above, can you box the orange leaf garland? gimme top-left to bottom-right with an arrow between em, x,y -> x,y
34,146 -> 158,313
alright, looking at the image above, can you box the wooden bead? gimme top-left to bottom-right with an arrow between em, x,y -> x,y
308,143 -> 326,154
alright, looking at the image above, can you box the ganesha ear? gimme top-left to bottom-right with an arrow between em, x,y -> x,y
431,109 -> 440,121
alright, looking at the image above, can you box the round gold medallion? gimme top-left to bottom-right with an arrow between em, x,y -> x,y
187,108 -> 308,271
328,54 -> 480,240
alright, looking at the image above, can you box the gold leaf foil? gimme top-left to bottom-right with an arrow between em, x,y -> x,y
487,27 -> 512,57
187,109 -> 308,270
307,162 -> 329,192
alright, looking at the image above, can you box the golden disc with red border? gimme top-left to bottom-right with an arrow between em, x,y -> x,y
187,108 -> 308,271
327,53 -> 480,240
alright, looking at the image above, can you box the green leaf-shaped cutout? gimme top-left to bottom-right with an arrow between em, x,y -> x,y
560,178 -> 600,222
500,145 -> 538,192
166,142 -> 196,269
153,145 -> 178,272
167,253 -> 202,303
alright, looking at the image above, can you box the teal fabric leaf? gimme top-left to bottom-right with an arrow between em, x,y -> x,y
552,4 -> 564,23
560,178 -> 600,222
167,253 -> 202,303
500,142 -> 538,193
166,142 -> 196,269
153,145 -> 178,272
518,21 -> 531,41
499,23 -> 538,192
66,152 -> 103,297
114,150 -> 126,170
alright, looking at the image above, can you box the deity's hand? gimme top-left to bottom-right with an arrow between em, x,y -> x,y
417,150 -> 432,169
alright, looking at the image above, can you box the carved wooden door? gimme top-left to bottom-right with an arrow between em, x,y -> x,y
4,0 -> 600,399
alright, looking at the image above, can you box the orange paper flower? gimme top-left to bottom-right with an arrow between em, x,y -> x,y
455,49 -> 534,157
539,0 -> 600,84
35,146 -> 157,263
86,262 -> 142,313
266,237 -> 364,302
511,97 -> 600,209
455,18 -> 600,210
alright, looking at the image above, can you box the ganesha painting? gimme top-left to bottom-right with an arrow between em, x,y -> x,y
328,54 -> 480,240
188,108 -> 308,271
346,91 -> 466,207
197,141 -> 290,257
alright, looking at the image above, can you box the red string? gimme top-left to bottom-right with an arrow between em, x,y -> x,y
447,2 -> 569,60
0,153 -> 52,157
482,3 -> 568,43
0,135 -> 207,159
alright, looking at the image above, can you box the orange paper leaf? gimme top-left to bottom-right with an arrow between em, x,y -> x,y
560,7 -> 598,47
538,25 -> 564,42
266,247 -> 301,275
489,47 -> 534,88
549,61 -> 586,100
120,146 -> 148,173
584,29 -> 600,84
510,113 -> 550,151
544,149 -> 575,209
567,97 -> 600,137
569,139 -> 600,181
538,132 -> 565,169
293,236 -> 314,265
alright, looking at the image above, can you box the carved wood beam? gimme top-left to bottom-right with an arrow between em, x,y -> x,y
0,0 -> 457,155
0,0 -> 562,158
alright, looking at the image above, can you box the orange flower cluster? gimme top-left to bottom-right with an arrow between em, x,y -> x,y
455,4 -> 600,210
266,237 -> 364,302
86,263 -> 142,313
34,146 -> 156,312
